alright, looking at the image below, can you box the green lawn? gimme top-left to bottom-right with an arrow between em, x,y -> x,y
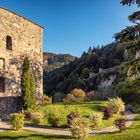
0,116 -> 139,140
0,130 -> 72,140
35,101 -> 120,129
91,115 -> 140,140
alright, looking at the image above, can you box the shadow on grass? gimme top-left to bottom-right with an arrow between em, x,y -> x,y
0,134 -> 73,140
126,125 -> 140,130
108,131 -> 122,134
25,123 -> 69,129
134,118 -> 140,121
81,104 -> 105,112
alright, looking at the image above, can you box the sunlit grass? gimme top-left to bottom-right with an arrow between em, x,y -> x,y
34,101 -> 120,129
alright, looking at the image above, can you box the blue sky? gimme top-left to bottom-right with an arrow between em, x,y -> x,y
0,0 -> 139,57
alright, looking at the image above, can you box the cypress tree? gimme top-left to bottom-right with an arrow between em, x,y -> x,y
21,57 -> 36,110
30,70 -> 36,109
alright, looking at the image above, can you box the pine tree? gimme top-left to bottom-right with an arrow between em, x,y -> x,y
21,57 -> 36,110
87,46 -> 92,54
81,51 -> 86,57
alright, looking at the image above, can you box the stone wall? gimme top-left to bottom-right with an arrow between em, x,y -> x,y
0,96 -> 22,120
0,7 -> 43,118
0,7 -> 43,101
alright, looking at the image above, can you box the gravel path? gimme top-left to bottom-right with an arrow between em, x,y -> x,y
90,111 -> 138,135
0,111 -> 138,136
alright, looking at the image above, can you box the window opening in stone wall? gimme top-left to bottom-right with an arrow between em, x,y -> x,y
0,77 -> 5,92
6,36 -> 12,51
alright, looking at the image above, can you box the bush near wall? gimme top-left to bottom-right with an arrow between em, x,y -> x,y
10,113 -> 24,130
43,95 -> 52,104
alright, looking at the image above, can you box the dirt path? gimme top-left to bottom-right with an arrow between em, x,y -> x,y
0,111 -> 138,136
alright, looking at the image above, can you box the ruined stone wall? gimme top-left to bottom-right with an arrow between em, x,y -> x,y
0,7 -> 43,101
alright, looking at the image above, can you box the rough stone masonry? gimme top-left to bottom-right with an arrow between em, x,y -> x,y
0,7 -> 43,119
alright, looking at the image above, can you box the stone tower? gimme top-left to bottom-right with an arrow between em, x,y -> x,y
0,7 -> 43,119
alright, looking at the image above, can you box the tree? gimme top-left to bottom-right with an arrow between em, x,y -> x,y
64,88 -> 86,103
114,1 -> 140,52
121,0 -> 140,6
21,57 -> 36,110
87,46 -> 92,54
81,51 -> 86,57
30,70 -> 36,108
129,11 -> 140,23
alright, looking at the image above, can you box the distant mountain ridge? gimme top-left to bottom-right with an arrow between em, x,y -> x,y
43,52 -> 76,72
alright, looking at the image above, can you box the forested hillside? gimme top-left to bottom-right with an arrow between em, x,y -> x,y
43,1 -> 140,103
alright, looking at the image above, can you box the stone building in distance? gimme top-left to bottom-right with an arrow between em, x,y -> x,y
0,7 -> 43,119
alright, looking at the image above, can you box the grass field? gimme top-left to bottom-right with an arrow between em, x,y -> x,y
36,101 -> 121,129
0,116 -> 139,140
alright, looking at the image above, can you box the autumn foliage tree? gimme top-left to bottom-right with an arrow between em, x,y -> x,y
64,88 -> 86,103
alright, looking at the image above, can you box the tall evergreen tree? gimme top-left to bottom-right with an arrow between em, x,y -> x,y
81,51 -> 86,57
21,57 -> 36,110
30,70 -> 36,108
87,46 -> 92,54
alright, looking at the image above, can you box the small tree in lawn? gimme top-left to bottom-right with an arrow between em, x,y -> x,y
21,57 -> 36,110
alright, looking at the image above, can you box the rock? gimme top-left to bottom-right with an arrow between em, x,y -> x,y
98,75 -> 116,89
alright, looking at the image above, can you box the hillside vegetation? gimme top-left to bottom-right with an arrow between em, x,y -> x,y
43,1 -> 140,104
43,41 -> 140,103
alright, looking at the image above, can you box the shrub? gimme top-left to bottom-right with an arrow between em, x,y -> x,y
108,97 -> 125,114
47,109 -> 61,127
115,117 -> 127,132
43,95 -> 52,104
10,113 -> 24,130
71,117 -> 90,139
89,112 -> 102,128
64,88 -> 86,103
24,110 -> 32,120
67,111 -> 79,125
31,111 -> 44,125
103,106 -> 113,120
